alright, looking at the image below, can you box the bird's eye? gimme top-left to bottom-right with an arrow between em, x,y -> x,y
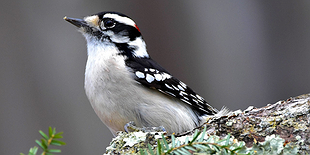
103,19 -> 115,29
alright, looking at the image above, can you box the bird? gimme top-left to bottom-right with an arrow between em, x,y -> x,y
64,11 -> 220,136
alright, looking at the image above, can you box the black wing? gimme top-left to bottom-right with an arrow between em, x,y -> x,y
125,57 -> 218,116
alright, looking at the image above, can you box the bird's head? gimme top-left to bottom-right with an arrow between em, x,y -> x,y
64,12 -> 148,58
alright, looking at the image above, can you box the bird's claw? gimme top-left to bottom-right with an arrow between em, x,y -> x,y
124,121 -> 166,133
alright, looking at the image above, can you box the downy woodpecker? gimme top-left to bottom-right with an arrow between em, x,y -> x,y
64,12 -> 219,136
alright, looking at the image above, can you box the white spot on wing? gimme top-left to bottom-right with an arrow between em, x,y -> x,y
177,85 -> 185,91
161,73 -> 172,80
145,74 -> 154,83
180,99 -> 192,105
196,94 -> 204,100
165,91 -> 176,97
135,71 -> 145,78
165,84 -> 174,90
179,81 -> 187,88
199,107 -> 207,112
179,91 -> 188,96
192,99 -> 198,103
196,103 -> 204,108
149,68 -> 155,72
154,74 -> 162,81
172,85 -> 179,91
190,94 -> 196,98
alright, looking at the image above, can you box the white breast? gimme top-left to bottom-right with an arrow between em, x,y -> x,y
84,40 -> 199,135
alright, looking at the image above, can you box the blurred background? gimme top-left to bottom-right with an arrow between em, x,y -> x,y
1,0 -> 310,154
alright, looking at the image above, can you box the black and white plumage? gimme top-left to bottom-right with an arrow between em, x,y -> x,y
64,12 -> 219,136
126,58 -> 217,116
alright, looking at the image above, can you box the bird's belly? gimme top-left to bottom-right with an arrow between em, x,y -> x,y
84,56 -> 199,135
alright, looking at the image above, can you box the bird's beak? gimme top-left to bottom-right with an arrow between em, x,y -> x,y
64,16 -> 88,28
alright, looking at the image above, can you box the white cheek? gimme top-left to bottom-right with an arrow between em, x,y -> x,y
108,31 -> 130,43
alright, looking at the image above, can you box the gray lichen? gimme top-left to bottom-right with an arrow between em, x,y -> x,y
104,93 -> 310,154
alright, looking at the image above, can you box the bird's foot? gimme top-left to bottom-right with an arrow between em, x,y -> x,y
124,121 -> 166,133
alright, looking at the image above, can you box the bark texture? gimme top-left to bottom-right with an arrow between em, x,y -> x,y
105,93 -> 310,154
195,93 -> 310,152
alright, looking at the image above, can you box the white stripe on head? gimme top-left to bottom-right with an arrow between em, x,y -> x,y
104,13 -> 136,28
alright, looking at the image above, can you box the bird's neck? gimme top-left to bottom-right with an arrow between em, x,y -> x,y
86,36 -> 149,59
126,36 -> 149,58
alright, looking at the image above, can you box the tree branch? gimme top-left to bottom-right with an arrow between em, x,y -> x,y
104,93 -> 310,154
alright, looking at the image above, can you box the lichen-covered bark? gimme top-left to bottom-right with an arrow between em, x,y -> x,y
191,93 -> 310,153
105,93 -> 310,154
